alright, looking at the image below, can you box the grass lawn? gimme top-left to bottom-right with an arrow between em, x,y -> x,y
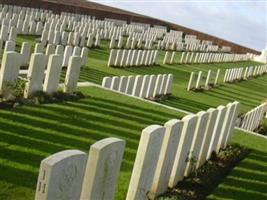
79,40 -> 267,114
14,36 -> 267,114
207,129 -> 267,200
0,86 -> 184,200
0,35 -> 266,199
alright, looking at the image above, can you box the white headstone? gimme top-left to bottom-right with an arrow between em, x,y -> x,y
43,54 -> 63,94
126,125 -> 165,200
24,53 -> 47,98
20,42 -> 31,66
146,75 -> 156,98
169,114 -> 198,187
184,111 -> 209,176
196,108 -> 219,168
132,75 -> 144,97
64,56 -> 82,93
149,119 -> 184,199
0,52 -> 22,99
139,75 -> 150,98
62,45 -> 73,67
125,75 -> 135,95
111,76 -> 120,90
35,150 -> 87,200
207,106 -> 227,159
102,77 -> 112,88
81,138 -> 125,200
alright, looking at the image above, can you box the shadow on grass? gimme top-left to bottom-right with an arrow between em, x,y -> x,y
0,93 -> 181,196
208,149 -> 267,200
162,95 -> 212,113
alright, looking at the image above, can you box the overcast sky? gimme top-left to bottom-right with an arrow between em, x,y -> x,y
91,0 -> 267,51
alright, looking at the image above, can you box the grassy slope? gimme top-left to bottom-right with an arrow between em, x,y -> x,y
207,130 -> 267,200
0,86 -> 184,200
15,36 -> 267,113
0,36 -> 266,199
80,40 -> 267,114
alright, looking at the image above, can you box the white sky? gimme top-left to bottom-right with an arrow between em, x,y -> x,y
90,0 -> 267,51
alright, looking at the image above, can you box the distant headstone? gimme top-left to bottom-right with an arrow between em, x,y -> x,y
64,56 -> 82,93
24,53 -> 47,98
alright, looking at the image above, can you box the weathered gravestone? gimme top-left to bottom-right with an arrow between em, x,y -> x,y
196,108 -> 219,168
20,42 -> 31,66
165,74 -> 173,94
81,138 -> 125,200
24,53 -> 47,98
34,43 -> 45,53
132,75 -> 144,97
35,150 -> 87,200
146,75 -> 156,98
0,51 -> 23,99
187,72 -> 195,91
169,114 -> 198,187
125,75 -> 135,95
118,76 -> 128,93
108,49 -> 117,67
150,119 -> 184,199
102,77 -> 112,88
153,74 -> 163,97
207,106 -> 227,159
139,75 -> 150,98
64,56 -> 82,93
4,40 -> 15,52
62,45 -> 73,67
126,125 -> 165,200
43,54 -> 63,94
216,103 -> 236,152
224,101 -> 240,147
184,111 -> 209,176
111,76 -> 120,90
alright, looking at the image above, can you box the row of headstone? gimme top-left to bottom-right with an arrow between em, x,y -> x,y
159,41 -> 224,52
0,51 -> 83,99
127,101 -> 240,199
0,9 -> 44,35
0,3 -> 230,52
158,41 -> 184,51
187,69 -> 221,91
41,28 -> 102,48
0,4 -> 233,53
107,49 -> 158,67
187,64 -> 267,91
102,74 -> 173,99
34,102 -> 240,200
224,65 -> 267,83
0,25 -> 17,41
243,65 -> 267,79
223,67 -> 244,82
35,137 -> 125,200
240,103 -> 266,131
0,39 -> 88,68
178,52 -> 248,64
109,35 -> 155,50
0,3 -> 235,54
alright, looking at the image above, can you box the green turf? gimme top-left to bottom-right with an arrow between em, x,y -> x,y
0,35 -> 265,199
206,129 -> 267,200
0,86 -> 184,200
79,40 -> 267,114
14,36 -> 267,113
